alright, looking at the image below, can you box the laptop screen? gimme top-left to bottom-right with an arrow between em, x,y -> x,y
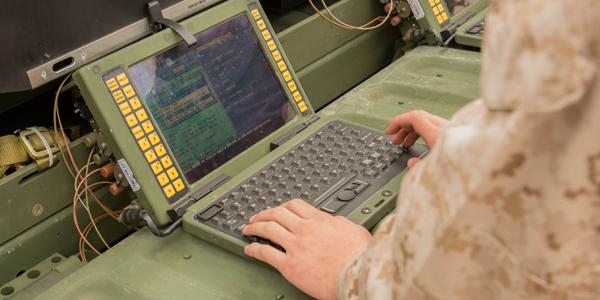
129,13 -> 295,185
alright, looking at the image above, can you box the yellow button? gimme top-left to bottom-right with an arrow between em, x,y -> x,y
155,144 -> 167,157
287,81 -> 297,92
298,101 -> 308,113
292,91 -> 302,103
122,85 -> 136,98
251,9 -> 261,20
151,161 -> 163,174
125,114 -> 138,127
112,90 -> 125,103
138,138 -> 151,151
148,132 -> 160,145
166,167 -> 179,180
436,15 -> 444,24
267,40 -> 277,51
116,73 -> 129,86
135,109 -> 148,122
428,0 -> 435,6
163,184 -> 176,198
144,149 -> 157,162
173,178 -> 185,192
433,6 -> 439,14
106,78 -> 119,91
436,4 -> 444,13
161,156 -> 173,168
257,19 -> 266,30
277,61 -> 287,72
132,125 -> 144,139
261,30 -> 272,41
141,120 -> 154,133
282,70 -> 292,82
272,50 -> 282,62
157,173 -> 170,186
442,12 -> 448,21
129,97 -> 142,110
118,102 -> 132,115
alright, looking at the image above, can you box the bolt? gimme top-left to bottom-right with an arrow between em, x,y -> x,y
32,204 -> 44,217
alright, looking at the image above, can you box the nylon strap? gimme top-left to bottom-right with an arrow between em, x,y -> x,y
0,130 -> 65,179
0,135 -> 30,178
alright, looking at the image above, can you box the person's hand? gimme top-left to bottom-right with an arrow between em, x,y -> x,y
386,110 -> 448,168
243,199 -> 371,300
384,1 -> 402,26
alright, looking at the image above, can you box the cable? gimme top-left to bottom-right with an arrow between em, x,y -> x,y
308,0 -> 394,31
79,210 -> 123,263
52,74 -> 122,262
76,149 -> 111,250
320,0 -> 393,30
73,180 -> 114,260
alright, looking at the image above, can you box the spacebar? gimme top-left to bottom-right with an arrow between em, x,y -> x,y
310,174 -> 356,207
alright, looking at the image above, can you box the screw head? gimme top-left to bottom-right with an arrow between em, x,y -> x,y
32,204 -> 44,217
381,190 -> 393,197
361,207 -> 371,214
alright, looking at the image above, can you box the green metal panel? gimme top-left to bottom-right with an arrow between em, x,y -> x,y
297,27 -> 397,110
0,188 -> 130,286
1,140 -> 95,245
34,46 -> 481,300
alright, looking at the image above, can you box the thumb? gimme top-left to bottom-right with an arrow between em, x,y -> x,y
407,158 -> 420,169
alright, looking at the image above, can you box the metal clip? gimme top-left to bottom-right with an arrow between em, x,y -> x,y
17,127 -> 59,166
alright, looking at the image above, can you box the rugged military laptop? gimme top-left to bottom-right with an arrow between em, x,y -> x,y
74,0 -> 428,255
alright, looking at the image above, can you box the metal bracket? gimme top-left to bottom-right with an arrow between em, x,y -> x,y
147,0 -> 197,46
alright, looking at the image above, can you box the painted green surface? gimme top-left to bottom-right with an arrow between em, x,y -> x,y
35,46 -> 481,300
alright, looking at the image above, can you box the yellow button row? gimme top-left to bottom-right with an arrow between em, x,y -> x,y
251,7 -> 308,114
428,0 -> 448,24
105,71 -> 186,199
135,119 -> 185,198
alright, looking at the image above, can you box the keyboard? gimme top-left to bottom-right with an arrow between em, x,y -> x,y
466,18 -> 485,36
193,120 -> 427,244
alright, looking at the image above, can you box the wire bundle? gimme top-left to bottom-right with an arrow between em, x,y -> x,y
308,0 -> 394,30
52,75 -> 122,262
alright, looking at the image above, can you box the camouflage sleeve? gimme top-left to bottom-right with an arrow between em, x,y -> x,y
338,0 -> 600,299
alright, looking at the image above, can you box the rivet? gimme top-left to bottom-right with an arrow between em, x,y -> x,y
32,204 -> 44,217
361,207 -> 371,214
381,190 -> 393,197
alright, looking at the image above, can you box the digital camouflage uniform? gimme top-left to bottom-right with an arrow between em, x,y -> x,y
338,0 -> 600,299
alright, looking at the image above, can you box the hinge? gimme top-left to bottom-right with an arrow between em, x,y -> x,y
269,115 -> 320,151
167,174 -> 230,220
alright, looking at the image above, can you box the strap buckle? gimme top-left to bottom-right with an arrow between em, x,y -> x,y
17,127 -> 59,166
